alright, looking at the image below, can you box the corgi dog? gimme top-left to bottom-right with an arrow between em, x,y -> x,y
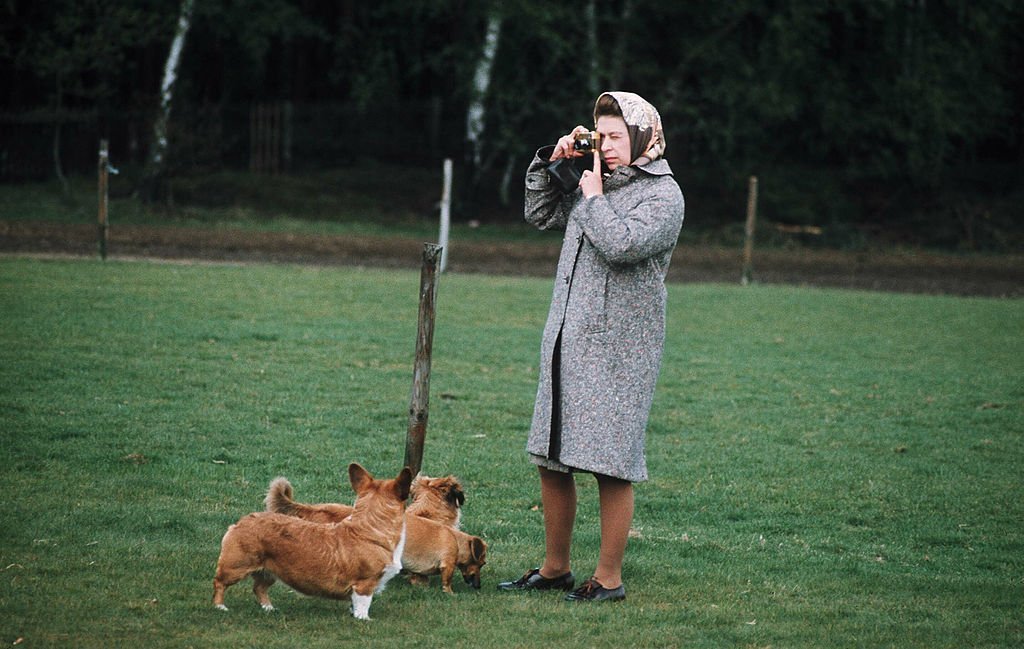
266,473 -> 464,528
406,475 -> 465,529
212,464 -> 412,620
265,474 -> 486,593
400,515 -> 487,593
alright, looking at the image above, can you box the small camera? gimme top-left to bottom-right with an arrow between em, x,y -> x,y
573,131 -> 602,154
544,130 -> 604,194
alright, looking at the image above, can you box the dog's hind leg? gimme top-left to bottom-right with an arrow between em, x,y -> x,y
350,591 -> 373,620
213,561 -> 247,610
213,565 -> 252,611
212,578 -> 230,611
213,564 -> 256,611
252,569 -> 277,611
212,535 -> 261,611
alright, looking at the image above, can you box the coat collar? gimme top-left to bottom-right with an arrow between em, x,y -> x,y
636,158 -> 673,177
603,158 -> 674,190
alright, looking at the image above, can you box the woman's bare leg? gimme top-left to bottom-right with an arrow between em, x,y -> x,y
538,466 -> 576,577
592,473 -> 633,589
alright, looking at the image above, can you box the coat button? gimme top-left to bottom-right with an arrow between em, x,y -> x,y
564,275 -> 570,284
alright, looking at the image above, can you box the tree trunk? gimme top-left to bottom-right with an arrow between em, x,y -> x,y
607,0 -> 632,90
498,152 -> 521,208
586,0 -> 600,98
464,12 -> 502,202
140,0 -> 194,202
53,72 -> 69,196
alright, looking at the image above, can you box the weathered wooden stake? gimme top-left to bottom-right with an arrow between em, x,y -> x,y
404,243 -> 444,476
97,139 -> 109,260
741,175 -> 758,285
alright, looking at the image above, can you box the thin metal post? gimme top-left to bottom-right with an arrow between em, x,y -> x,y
404,243 -> 443,476
438,159 -> 452,272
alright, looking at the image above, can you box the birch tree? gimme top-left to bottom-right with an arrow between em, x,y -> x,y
585,0 -> 599,98
607,0 -> 632,90
464,12 -> 502,185
140,0 -> 194,202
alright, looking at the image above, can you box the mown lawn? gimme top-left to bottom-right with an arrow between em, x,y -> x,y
1,257 -> 1021,648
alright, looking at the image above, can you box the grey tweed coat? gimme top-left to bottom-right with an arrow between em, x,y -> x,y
524,147 -> 684,482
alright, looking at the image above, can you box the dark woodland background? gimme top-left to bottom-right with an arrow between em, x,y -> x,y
2,0 -> 1021,250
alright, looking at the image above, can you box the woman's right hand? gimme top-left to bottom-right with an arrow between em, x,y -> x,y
551,125 -> 589,160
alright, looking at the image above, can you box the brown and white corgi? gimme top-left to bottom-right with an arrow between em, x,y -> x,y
212,464 -> 412,620
265,473 -> 486,593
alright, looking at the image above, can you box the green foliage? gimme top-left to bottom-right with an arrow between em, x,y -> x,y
6,0 -> 1022,178
3,1 -> 1022,243
3,0 -> 172,108
1,257 -> 1021,647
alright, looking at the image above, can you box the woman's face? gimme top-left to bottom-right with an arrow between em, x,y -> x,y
596,115 -> 631,170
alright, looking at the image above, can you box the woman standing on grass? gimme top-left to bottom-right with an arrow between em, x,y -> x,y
497,92 -> 684,602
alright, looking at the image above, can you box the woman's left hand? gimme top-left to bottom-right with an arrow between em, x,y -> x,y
578,151 -> 603,198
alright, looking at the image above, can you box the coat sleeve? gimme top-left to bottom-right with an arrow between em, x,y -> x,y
574,176 -> 685,265
524,145 -> 576,232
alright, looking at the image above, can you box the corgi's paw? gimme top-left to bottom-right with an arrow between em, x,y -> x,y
351,593 -> 372,620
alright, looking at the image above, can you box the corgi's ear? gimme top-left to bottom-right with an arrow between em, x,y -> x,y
448,483 -> 466,508
408,475 -> 423,499
348,463 -> 373,493
471,537 -> 487,562
395,467 -> 413,501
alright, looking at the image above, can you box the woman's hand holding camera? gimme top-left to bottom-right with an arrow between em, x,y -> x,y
552,125 -> 589,161
551,125 -> 603,198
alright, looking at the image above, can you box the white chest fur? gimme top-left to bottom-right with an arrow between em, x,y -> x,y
375,520 -> 406,593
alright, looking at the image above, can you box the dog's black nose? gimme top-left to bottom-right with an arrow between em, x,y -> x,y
465,574 -> 481,589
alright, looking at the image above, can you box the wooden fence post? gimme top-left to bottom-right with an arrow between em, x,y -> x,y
404,243 -> 444,476
97,139 -> 109,260
741,175 -> 758,285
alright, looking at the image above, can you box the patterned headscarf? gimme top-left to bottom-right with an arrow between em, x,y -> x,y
594,91 -> 666,166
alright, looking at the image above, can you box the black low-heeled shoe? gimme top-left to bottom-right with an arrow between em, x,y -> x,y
564,577 -> 626,602
497,568 -> 576,592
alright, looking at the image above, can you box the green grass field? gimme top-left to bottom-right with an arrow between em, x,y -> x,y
1,257 -> 1021,648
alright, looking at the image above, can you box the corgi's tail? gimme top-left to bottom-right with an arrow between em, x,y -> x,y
265,477 -> 299,515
